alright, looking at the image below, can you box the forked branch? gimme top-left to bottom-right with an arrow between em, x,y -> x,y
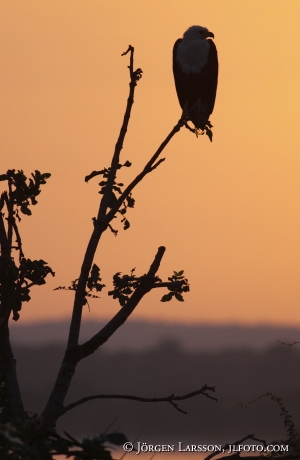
105,116 -> 185,222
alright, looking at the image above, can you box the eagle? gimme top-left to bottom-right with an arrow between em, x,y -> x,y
173,25 -> 218,131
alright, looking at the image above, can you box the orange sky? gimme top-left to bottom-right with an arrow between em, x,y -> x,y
1,1 -> 300,325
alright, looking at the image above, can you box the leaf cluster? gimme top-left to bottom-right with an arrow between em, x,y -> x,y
54,264 -> 105,305
0,170 -> 54,321
161,270 -> 190,302
0,170 -> 51,219
19,258 -> 55,288
108,268 -> 149,306
15,258 -> 55,321
108,268 -> 190,306
0,257 -> 54,321
85,162 -> 134,233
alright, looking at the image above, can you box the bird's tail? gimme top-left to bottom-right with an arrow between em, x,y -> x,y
187,99 -> 209,130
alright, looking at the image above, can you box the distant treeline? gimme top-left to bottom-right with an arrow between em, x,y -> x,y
14,341 -> 300,444
10,319 -> 300,351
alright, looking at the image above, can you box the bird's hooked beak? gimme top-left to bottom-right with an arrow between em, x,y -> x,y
204,30 -> 214,39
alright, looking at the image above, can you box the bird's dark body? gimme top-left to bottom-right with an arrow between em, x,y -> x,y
173,36 -> 218,130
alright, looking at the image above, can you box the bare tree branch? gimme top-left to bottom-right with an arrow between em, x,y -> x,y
67,47 -> 184,352
63,384 -> 217,416
152,281 -> 186,289
67,45 -> 142,351
277,340 -> 300,347
98,45 -> 142,220
105,116 -> 185,222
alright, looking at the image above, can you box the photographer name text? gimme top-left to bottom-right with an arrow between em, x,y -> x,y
123,441 -> 289,455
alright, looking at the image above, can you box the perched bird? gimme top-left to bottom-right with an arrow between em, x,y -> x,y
173,25 -> 218,131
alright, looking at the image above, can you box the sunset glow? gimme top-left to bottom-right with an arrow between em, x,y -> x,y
1,1 -> 300,325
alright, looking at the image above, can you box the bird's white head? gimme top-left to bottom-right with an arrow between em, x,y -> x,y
183,25 -> 214,41
176,25 -> 215,74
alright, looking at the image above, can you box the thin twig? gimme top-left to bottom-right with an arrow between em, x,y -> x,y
98,45 -> 141,220
152,281 -> 186,289
63,384 -> 217,415
277,340 -> 300,347
68,46 -> 141,350
105,117 -> 185,223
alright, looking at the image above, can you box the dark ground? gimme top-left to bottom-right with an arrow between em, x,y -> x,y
13,338 -> 300,445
